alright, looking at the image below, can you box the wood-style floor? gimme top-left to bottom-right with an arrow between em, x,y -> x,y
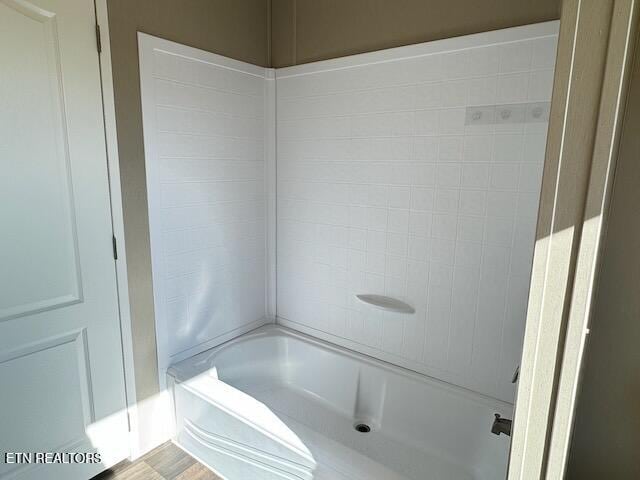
92,442 -> 221,480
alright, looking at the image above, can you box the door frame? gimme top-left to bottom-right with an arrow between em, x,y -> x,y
93,0 -> 640,471
509,1 -> 639,479
94,0 -> 141,460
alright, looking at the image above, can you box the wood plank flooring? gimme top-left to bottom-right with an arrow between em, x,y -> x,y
92,442 -> 221,480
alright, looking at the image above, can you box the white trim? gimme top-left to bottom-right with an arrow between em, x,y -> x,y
137,32 -> 268,78
544,1 -> 638,476
276,21 -> 559,78
508,2 -> 639,478
95,0 -> 140,459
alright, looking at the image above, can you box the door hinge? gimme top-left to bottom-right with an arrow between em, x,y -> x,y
95,23 -> 102,54
126,411 -> 132,432
112,234 -> 118,260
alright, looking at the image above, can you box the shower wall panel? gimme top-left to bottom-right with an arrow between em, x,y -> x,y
275,23 -> 558,402
139,34 -> 272,383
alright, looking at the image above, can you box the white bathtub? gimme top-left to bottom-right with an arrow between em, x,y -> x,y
167,325 -> 512,480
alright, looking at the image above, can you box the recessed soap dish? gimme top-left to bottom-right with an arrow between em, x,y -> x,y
356,294 -> 415,314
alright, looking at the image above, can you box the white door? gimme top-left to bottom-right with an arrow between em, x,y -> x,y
0,0 -> 128,478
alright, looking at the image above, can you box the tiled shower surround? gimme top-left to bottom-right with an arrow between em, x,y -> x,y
141,23 -> 558,403
276,28 -> 557,402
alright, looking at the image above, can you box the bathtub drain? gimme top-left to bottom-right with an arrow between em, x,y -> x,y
354,423 -> 371,433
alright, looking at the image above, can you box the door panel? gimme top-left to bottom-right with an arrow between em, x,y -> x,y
0,331 -> 91,454
0,0 -> 128,478
0,0 -> 81,320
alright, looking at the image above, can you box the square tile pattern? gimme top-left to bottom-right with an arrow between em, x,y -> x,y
276,35 -> 557,402
147,49 -> 268,365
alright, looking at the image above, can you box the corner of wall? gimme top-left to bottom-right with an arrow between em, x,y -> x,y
265,67 -> 278,322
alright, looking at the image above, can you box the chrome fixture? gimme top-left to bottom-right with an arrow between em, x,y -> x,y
491,414 -> 512,436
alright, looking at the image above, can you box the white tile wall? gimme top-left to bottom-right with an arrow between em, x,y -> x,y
276,27 -> 558,402
139,35 -> 272,382
138,24 -> 557,402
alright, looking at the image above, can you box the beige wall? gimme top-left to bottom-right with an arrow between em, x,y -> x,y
106,0 -> 270,402
271,0 -> 561,67
566,27 -> 640,480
